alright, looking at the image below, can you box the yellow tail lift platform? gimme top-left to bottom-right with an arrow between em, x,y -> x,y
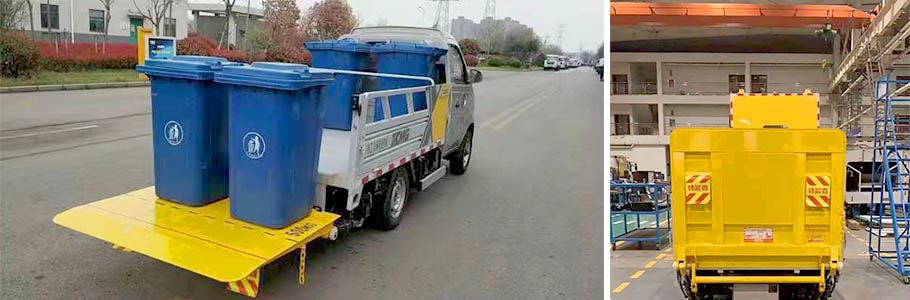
53,187 -> 339,298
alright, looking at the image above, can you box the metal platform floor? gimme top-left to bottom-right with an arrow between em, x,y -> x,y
610,227 -> 910,299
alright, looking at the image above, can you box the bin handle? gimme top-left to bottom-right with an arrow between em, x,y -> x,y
763,125 -> 788,129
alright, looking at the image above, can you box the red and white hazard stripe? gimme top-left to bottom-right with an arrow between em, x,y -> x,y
361,140 -> 443,185
805,175 -> 832,208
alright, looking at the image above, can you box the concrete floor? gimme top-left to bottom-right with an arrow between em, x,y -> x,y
0,68 -> 604,299
610,225 -> 910,299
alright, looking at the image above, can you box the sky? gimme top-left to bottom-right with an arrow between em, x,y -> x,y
196,0 -> 605,53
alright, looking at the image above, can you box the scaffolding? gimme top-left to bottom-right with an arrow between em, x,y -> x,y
869,74 -> 910,284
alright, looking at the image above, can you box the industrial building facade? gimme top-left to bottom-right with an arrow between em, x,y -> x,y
610,57 -> 910,175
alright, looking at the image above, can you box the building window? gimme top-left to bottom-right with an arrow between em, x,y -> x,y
40,4 -> 59,29
89,10 -> 105,33
751,75 -> 768,93
163,18 -> 176,37
612,74 -> 628,95
729,75 -> 745,93
614,114 -> 630,135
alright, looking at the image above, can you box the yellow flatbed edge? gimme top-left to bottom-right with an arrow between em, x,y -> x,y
53,186 -> 339,283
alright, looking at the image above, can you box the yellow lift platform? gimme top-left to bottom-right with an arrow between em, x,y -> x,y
53,186 -> 339,298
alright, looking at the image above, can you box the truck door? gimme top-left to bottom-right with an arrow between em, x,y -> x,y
444,44 -> 473,154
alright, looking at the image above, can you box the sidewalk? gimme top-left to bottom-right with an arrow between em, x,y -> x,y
0,81 -> 149,93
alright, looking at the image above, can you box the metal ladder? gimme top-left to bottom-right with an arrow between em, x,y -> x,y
869,74 -> 910,284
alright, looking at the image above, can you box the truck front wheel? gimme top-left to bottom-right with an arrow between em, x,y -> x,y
448,129 -> 473,175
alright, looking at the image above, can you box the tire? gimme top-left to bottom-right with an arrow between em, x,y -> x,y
448,129 -> 473,175
372,168 -> 409,230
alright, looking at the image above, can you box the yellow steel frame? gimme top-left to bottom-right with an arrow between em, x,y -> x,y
54,186 -> 339,298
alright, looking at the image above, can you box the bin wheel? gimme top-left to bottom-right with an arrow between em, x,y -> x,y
902,276 -> 910,284
372,168 -> 409,230
448,129 -> 473,175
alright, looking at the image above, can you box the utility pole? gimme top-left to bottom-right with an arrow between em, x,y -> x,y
555,24 -> 566,50
430,0 -> 458,33
483,0 -> 496,19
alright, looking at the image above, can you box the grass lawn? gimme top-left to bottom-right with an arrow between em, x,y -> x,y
0,69 -> 145,87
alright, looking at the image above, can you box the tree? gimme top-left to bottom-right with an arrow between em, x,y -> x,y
300,0 -> 358,41
478,19 -> 504,53
132,0 -> 174,35
503,27 -> 540,64
261,0 -> 308,63
458,38 -> 480,55
540,44 -> 563,55
0,0 -> 27,30
98,0 -> 115,53
218,0 -> 237,49
596,43 -> 604,58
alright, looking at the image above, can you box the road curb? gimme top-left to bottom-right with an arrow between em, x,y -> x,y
0,81 -> 149,94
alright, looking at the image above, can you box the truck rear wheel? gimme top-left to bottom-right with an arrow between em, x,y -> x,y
372,168 -> 409,230
448,129 -> 473,175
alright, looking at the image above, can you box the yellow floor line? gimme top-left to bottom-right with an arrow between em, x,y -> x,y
612,282 -> 630,293
630,270 -> 645,279
615,241 -> 625,246
664,247 -> 672,253
644,261 -> 657,268
656,254 -> 667,259
659,220 -> 668,225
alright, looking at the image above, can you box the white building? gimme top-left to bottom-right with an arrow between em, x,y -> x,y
610,2 -> 910,176
17,0 -> 188,44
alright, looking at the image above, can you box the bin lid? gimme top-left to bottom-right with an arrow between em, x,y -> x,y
214,62 -> 334,91
305,39 -> 371,53
136,55 -> 243,81
371,42 -> 447,57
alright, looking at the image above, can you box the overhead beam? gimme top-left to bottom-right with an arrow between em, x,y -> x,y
829,0 -> 910,92
611,2 -> 871,29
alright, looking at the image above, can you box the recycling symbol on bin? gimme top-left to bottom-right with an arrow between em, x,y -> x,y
164,121 -> 183,146
243,132 -> 265,159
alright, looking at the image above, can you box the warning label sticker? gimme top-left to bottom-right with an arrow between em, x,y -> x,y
805,174 -> 832,208
744,228 -> 773,243
685,172 -> 711,205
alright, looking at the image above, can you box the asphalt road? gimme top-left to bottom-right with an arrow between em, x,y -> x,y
0,67 -> 604,299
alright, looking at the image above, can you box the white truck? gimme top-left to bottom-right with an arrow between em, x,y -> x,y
544,54 -> 561,70
53,26 -> 481,298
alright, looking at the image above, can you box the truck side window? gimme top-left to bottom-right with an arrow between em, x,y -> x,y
448,45 -> 467,84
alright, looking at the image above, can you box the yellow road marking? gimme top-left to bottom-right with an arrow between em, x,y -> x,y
612,282 -> 630,293
644,261 -> 657,268
656,254 -> 667,259
659,220 -> 669,225
664,247 -> 672,253
630,270 -> 645,279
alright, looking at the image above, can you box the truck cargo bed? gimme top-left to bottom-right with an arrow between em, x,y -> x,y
53,187 -> 339,283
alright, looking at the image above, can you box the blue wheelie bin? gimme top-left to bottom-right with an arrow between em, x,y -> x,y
305,40 -> 372,130
214,62 -> 333,228
371,42 -> 447,121
136,55 -> 241,206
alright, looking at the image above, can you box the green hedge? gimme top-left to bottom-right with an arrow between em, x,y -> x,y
0,31 -> 41,77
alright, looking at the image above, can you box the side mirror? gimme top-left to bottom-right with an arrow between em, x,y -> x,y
470,69 -> 483,83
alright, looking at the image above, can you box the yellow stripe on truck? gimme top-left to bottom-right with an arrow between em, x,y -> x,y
431,84 -> 451,143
